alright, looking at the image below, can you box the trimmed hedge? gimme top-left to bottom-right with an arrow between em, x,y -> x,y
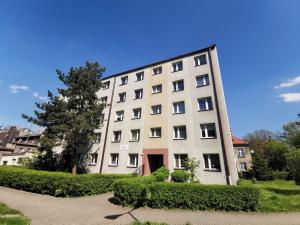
171,170 -> 190,183
148,182 -> 259,211
272,171 -> 289,180
113,176 -> 156,206
0,166 -> 130,197
113,177 -> 260,211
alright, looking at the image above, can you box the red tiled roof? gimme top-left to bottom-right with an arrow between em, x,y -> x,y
232,136 -> 248,145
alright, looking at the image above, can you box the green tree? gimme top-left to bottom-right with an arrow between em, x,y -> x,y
252,153 -> 272,181
23,62 -> 105,174
283,114 -> 300,148
184,157 -> 200,182
286,148 -> 300,185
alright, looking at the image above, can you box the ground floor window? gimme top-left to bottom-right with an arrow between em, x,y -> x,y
240,162 -> 247,171
174,154 -> 188,169
109,153 -> 119,166
203,154 -> 221,171
90,153 -> 98,165
128,154 -> 138,167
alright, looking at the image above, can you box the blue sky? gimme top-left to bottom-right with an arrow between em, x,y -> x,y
0,0 -> 300,137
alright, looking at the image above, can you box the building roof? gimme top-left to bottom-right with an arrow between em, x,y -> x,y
0,146 -> 14,152
102,44 -> 216,80
232,136 -> 248,146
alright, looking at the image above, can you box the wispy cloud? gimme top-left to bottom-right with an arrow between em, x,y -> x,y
33,92 -> 48,101
279,93 -> 300,103
9,85 -> 29,93
276,76 -> 300,89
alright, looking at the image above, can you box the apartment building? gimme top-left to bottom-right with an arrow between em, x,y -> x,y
82,44 -> 238,185
232,135 -> 252,173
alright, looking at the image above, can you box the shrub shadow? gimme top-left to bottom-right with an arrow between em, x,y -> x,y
265,188 -> 300,195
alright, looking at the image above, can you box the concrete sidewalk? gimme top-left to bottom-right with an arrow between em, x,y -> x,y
0,187 -> 300,225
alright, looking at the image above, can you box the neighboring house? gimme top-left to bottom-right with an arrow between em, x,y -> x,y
0,126 -> 19,147
54,44 -> 238,185
0,134 -> 41,166
232,135 -> 252,173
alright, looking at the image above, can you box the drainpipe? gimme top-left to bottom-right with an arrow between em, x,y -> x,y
99,76 -> 116,173
208,44 -> 231,185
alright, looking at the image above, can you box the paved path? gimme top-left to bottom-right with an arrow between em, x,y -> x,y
0,187 -> 300,225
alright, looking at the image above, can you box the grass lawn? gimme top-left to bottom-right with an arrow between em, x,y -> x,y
239,179 -> 300,212
0,203 -> 31,225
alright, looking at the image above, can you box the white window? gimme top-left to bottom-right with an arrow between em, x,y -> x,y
196,74 -> 209,87
198,97 -> 213,111
95,133 -> 101,143
203,154 -> 221,171
240,162 -> 247,171
90,153 -> 98,165
100,96 -> 108,105
112,131 -> 121,142
238,149 -> 246,158
150,127 -> 161,138
151,105 -> 161,114
120,76 -> 128,85
174,154 -> 188,169
118,92 -> 126,102
200,123 -> 217,138
130,129 -> 140,142
102,81 -> 110,90
172,61 -> 183,72
128,154 -> 138,167
134,89 -> 143,99
153,67 -> 162,75
194,54 -> 207,66
109,153 -> 119,166
173,80 -> 184,92
173,101 -> 185,114
115,110 -> 124,121
173,126 -> 187,139
152,84 -> 162,94
136,72 -> 144,81
132,108 -> 141,119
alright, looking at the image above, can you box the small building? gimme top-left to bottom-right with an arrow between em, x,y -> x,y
0,134 -> 41,166
232,135 -> 252,173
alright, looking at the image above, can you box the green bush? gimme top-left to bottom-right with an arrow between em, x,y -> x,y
272,171 -> 289,180
152,167 -> 169,182
0,166 -> 130,197
113,176 -> 156,207
148,182 -> 260,211
171,170 -> 190,183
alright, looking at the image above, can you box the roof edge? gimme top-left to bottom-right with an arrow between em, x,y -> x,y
102,44 -> 216,80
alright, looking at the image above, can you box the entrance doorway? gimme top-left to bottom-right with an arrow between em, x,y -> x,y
148,154 -> 163,173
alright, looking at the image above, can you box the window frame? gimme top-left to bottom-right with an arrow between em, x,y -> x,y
200,123 -> 217,139
120,76 -> 128,85
174,154 -> 188,169
136,72 -> 144,81
173,126 -> 187,140
203,154 -> 221,171
112,131 -> 121,143
196,74 -> 210,87
152,84 -> 162,94
198,97 -> 213,111
172,61 -> 183,72
150,127 -> 161,138
153,66 -> 162,75
172,80 -> 184,92
90,153 -> 98,165
115,110 -> 124,122
102,81 -> 110,90
128,153 -> 138,168
134,89 -> 143,99
130,129 -> 140,142
118,92 -> 126,103
194,54 -> 207,67
132,108 -> 142,120
109,153 -> 119,166
151,105 -> 162,115
173,101 -> 185,114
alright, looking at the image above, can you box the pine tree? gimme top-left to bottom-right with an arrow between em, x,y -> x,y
23,62 -> 105,174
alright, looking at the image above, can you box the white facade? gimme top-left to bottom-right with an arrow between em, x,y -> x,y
77,45 -> 238,185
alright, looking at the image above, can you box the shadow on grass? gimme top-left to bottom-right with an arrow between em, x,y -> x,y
265,188 -> 300,195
